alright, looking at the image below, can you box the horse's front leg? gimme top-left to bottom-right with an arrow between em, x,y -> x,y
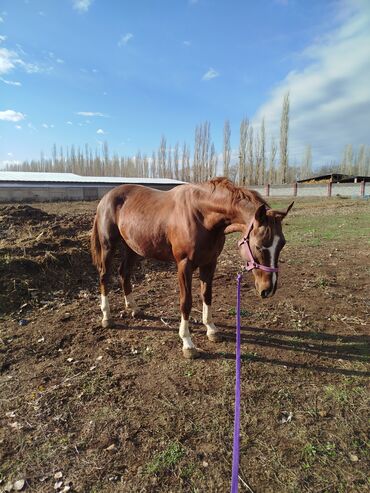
200,261 -> 223,342
177,258 -> 200,359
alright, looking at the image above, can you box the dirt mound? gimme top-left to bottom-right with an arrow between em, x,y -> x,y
0,206 -> 96,314
0,204 -> 54,225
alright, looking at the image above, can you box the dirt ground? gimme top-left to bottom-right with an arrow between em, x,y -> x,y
0,197 -> 369,493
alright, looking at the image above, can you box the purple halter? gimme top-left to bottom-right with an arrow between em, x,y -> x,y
237,218 -> 279,273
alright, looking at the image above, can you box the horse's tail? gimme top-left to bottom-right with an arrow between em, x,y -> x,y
91,215 -> 101,269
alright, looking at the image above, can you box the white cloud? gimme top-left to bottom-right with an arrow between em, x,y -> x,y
183,40 -> 191,46
0,77 -> 21,86
0,109 -> 25,122
72,0 -> 92,13
15,125 -> 22,129
0,46 -> 47,75
0,16 -> 3,23
7,152 -> 13,157
66,121 -> 73,125
202,67 -> 220,81
42,123 -> 49,128
56,58 -> 64,64
0,35 -> 7,42
76,111 -> 106,117
253,0 -> 370,165
96,129 -> 106,135
0,47 -> 17,74
118,33 -> 133,47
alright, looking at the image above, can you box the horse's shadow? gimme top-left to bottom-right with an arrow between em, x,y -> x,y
113,315 -> 370,378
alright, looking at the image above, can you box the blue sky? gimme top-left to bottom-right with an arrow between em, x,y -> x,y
1,0 -> 370,169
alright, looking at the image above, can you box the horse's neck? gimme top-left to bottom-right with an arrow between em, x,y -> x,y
200,189 -> 257,230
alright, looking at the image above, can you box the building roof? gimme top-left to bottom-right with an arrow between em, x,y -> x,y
298,173 -> 370,183
0,171 -> 185,185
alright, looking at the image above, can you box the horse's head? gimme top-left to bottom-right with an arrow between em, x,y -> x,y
227,202 -> 293,298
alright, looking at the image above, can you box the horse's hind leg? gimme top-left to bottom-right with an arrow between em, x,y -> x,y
199,261 -> 223,342
177,258 -> 199,359
99,240 -> 116,328
118,244 -> 141,317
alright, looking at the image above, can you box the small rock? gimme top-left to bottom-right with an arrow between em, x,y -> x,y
18,319 -> 29,327
279,411 -> 293,424
37,337 -> 45,343
5,411 -> 16,418
4,481 -> 13,492
61,487 -> 70,492
96,355 -> 103,361
54,472 -> 63,480
66,358 -> 73,363
349,454 -> 359,462
9,422 -> 22,430
13,479 -> 26,491
106,443 -> 116,451
54,481 -> 63,490
60,313 -> 71,322
202,461 -> 209,468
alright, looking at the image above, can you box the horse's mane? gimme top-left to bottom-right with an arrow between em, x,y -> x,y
207,177 -> 269,207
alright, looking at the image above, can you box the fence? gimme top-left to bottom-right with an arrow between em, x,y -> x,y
250,181 -> 367,198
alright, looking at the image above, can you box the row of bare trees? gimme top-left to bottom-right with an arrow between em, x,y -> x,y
6,93 -> 370,183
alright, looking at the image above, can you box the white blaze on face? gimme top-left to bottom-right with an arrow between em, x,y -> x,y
202,303 -> 218,335
179,316 -> 195,349
100,295 -> 111,321
265,235 -> 280,289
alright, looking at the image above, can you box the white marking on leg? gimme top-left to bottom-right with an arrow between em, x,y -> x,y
100,295 -> 111,321
203,303 -> 219,336
179,316 -> 195,349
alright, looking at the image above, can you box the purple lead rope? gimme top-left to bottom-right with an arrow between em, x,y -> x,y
231,272 -> 243,493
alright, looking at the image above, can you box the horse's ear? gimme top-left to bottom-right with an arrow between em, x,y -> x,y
254,204 -> 267,224
224,223 -> 244,235
267,202 -> 294,221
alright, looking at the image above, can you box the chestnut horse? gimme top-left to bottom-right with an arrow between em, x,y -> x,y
91,177 -> 292,358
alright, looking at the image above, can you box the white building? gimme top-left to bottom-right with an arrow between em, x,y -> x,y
0,172 -> 185,202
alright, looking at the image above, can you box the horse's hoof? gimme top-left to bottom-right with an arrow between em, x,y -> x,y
101,319 -> 114,328
207,332 -> 224,343
182,347 -> 201,359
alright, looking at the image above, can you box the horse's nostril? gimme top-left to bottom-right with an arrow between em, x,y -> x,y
261,290 -> 268,298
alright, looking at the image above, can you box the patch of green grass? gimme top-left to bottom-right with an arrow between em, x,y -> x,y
145,442 -> 185,475
315,276 -> 330,288
302,441 -> 336,468
241,351 -> 258,361
284,208 -> 370,246
229,307 -> 251,317
324,383 -> 366,403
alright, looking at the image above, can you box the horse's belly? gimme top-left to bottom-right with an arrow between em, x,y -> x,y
120,228 -> 174,262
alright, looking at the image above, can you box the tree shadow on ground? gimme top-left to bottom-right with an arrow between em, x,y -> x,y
114,314 -> 370,378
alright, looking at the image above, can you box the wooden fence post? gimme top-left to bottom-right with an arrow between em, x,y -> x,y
265,183 -> 270,197
293,182 -> 298,197
327,181 -> 332,197
360,180 -> 365,197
